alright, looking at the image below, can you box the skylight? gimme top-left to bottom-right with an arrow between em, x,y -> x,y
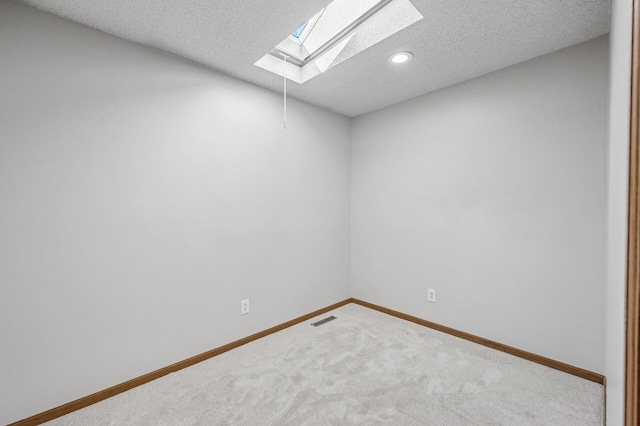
255,0 -> 423,84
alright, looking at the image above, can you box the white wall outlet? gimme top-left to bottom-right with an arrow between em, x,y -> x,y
427,288 -> 436,303
241,299 -> 250,315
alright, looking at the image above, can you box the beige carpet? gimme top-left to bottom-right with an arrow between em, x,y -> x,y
45,303 -> 604,425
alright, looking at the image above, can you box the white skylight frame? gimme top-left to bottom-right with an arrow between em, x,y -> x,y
255,0 -> 423,84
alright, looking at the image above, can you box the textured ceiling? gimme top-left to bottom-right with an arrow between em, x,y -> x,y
16,0 -> 610,117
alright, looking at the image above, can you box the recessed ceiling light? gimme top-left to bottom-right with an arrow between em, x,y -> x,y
388,51 -> 413,64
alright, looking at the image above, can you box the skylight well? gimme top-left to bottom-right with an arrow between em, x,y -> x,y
255,0 -> 423,84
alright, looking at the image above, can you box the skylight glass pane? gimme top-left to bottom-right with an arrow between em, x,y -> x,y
300,0 -> 381,55
291,22 -> 307,38
276,0 -> 383,62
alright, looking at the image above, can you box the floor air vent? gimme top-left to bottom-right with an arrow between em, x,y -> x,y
311,315 -> 337,327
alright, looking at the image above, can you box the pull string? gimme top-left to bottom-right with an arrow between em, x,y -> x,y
283,54 -> 288,129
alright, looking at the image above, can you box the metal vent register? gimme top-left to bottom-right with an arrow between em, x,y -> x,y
311,316 -> 337,327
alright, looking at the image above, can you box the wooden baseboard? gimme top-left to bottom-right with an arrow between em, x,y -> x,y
351,298 -> 605,385
13,297 -> 605,425
10,298 -> 352,426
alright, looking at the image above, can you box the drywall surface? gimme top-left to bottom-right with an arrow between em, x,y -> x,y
0,2 -> 350,423
605,0 -> 632,423
351,36 -> 608,374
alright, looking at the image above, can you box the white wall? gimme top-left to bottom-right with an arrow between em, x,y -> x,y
0,2 -> 351,424
606,0 -> 633,424
351,36 -> 608,374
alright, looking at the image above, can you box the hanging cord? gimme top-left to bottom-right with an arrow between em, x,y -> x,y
283,54 -> 288,129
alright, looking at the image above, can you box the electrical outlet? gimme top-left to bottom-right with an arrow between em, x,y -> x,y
427,288 -> 436,303
241,299 -> 250,315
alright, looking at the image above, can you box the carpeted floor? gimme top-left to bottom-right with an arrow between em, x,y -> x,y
45,303 -> 604,425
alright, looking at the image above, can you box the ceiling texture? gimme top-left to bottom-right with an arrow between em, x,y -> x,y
16,0 -> 610,117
